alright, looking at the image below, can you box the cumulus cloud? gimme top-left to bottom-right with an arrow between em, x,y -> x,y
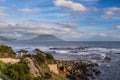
19,8 -> 39,13
0,20 -> 120,41
0,20 -> 89,40
0,21 -> 67,36
54,0 -> 87,11
102,7 -> 120,20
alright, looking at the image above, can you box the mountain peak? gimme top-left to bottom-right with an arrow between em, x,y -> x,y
30,34 -> 63,42
38,34 -> 55,37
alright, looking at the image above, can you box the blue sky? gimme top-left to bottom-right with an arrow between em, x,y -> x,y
0,0 -> 120,41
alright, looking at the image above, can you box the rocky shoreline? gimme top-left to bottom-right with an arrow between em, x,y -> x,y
56,61 -> 101,80
0,45 -> 101,80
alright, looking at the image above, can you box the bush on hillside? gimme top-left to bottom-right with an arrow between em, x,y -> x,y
33,49 -> 46,64
45,53 -> 54,60
2,59 -> 32,80
0,45 -> 16,58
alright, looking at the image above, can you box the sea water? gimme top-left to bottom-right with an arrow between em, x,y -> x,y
1,41 -> 120,80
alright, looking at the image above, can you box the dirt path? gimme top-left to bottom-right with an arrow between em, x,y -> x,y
0,58 -> 20,64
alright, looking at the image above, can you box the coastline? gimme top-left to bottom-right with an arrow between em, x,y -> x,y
2,44 -> 120,80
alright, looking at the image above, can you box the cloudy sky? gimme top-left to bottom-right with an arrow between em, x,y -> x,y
0,0 -> 120,41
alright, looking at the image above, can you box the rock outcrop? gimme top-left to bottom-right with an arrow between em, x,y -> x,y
57,61 -> 101,80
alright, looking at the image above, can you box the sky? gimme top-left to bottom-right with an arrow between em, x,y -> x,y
0,0 -> 120,41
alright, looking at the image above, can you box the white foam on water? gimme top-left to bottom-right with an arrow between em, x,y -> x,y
100,53 -> 106,59
52,47 -> 120,55
55,50 -> 69,54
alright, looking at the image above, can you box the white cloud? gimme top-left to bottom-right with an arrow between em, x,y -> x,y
115,26 -> 120,29
54,0 -> 87,11
102,7 -> 120,20
19,8 -> 39,13
0,20 -> 85,40
1,20 -> 120,41
0,32 -> 22,38
99,33 -> 107,37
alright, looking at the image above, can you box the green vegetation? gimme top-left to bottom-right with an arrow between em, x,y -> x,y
0,45 -> 16,58
0,45 -> 62,80
33,48 -> 47,64
45,53 -> 54,60
0,59 -> 31,80
0,61 -> 10,80
0,59 -> 45,80
33,48 -> 55,65
0,61 -> 6,72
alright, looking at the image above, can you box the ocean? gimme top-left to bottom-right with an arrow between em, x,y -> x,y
1,41 -> 120,80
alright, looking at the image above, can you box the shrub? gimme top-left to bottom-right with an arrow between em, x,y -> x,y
0,61 -> 6,71
45,53 -> 54,60
2,60 -> 32,80
0,45 -> 16,58
0,73 -> 11,80
33,49 -> 46,65
34,53 -> 46,65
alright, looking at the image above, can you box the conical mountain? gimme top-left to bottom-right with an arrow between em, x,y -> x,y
30,34 -> 63,42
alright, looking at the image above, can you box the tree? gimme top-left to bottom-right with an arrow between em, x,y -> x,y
17,49 -> 28,57
33,48 -> 46,64
0,45 -> 16,58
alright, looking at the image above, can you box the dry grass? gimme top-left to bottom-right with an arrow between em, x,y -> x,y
0,58 -> 20,64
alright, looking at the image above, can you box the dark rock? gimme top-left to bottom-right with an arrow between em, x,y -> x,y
59,66 -> 64,71
94,63 -> 99,66
57,61 -> 100,80
86,71 -> 93,76
104,57 -> 111,61
92,69 -> 101,75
